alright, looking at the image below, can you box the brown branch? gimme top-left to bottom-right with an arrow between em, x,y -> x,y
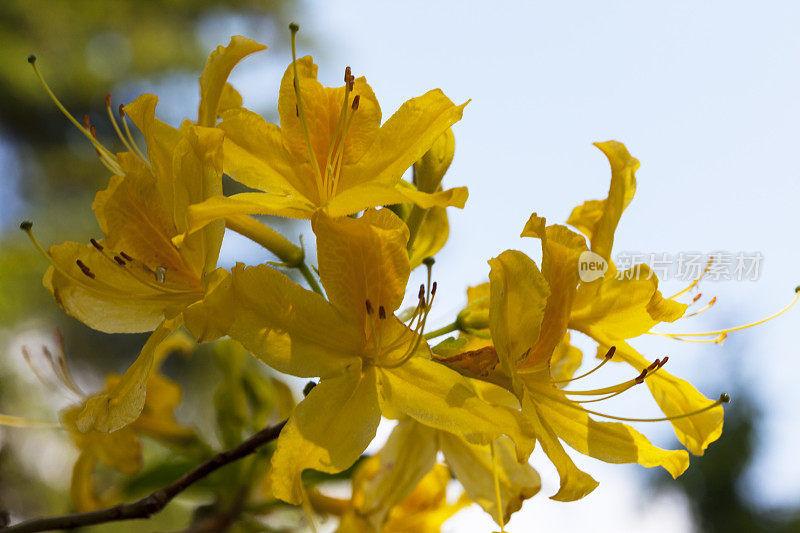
2,421 -> 286,533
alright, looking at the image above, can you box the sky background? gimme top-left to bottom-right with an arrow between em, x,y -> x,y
4,1 -> 799,530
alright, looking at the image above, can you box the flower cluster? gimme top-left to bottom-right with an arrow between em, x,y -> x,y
6,28 -> 798,532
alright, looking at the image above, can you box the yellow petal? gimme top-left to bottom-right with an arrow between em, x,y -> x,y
571,264 -> 686,340
522,393 -> 598,502
326,77 -> 382,165
549,333 -> 583,384
187,192 -> 316,234
607,342 -> 724,455
359,419 -> 439,526
43,241 -> 192,334
518,217 -> 587,371
343,90 -> 467,191
325,181 -> 468,218
219,107 -> 315,199
76,320 -> 179,432
378,358 -> 533,457
197,36 -> 266,127
269,365 -> 381,504
188,263 -> 363,378
413,128 -> 455,194
409,206 -> 449,270
63,406 -> 142,475
313,209 -> 410,321
488,250 -> 549,376
440,434 -> 540,525
70,452 -> 102,512
531,385 -> 690,478
566,141 -> 638,261
123,94 -> 182,188
172,125 -> 225,275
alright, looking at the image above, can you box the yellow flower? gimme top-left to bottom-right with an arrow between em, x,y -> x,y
356,417 -> 540,529
487,222 -> 698,501
23,37 -> 264,431
336,458 -> 469,533
564,141 -> 725,455
185,208 -> 532,505
185,27 -> 468,231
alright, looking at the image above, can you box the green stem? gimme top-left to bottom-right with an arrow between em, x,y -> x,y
423,321 -> 459,340
297,262 -> 324,295
225,215 -> 323,295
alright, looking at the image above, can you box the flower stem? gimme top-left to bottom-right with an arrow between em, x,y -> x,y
423,321 -> 459,340
297,262 -> 324,296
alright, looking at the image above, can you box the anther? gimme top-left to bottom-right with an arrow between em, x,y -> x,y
27,54 -> 37,64
20,221 -> 32,231
365,299 -> 374,315
119,251 -> 133,262
89,238 -> 103,251
418,284 -> 425,300
431,281 -> 437,296
378,306 -> 386,320
692,293 -> 702,303
344,66 -> 351,83
113,256 -> 126,266
647,358 -> 660,372
118,104 -> 125,118
351,94 -> 360,111
634,368 -> 648,384
658,356 -> 669,369
605,346 -> 616,359
295,103 -> 299,117
82,114 -> 91,129
75,260 -> 95,279
104,93 -> 111,108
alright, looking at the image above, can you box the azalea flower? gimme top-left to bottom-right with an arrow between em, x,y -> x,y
22,37 -> 264,431
184,208 -> 533,505
185,25 -> 468,231
0,332 -> 195,512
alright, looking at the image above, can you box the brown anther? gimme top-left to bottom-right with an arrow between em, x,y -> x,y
82,114 -> 91,129
605,346 -> 617,359
431,282 -> 437,296
119,251 -> 133,262
105,93 -> 111,108
647,359 -> 660,371
351,94 -> 360,111
295,103 -> 299,117
90,238 -> 103,251
693,293 -> 702,303
348,75 -> 355,91
75,260 -> 95,279
344,66 -> 351,83
709,296 -> 717,304
365,300 -> 374,315
89,125 -> 97,139
118,103 -> 125,118
378,306 -> 386,320
113,255 -> 126,266
657,356 -> 669,369
418,284 -> 425,300
635,368 -> 648,384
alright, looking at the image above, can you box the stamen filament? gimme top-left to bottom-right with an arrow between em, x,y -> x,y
578,393 -> 729,423
289,24 -> 325,197
684,296 -> 717,318
669,256 -> 713,300
28,56 -> 122,174
552,346 -> 616,384
120,109 -> 149,164
650,289 -> 799,338
105,94 -> 137,155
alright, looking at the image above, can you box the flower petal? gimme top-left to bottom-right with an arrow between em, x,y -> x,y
219,107 -> 315,199
325,182 -> 467,218
76,320 -> 180,433
378,358 -> 533,457
440,434 -> 540,525
313,209 -> 410,321
269,365 -> 381,504
488,250 -> 549,376
522,394 -> 598,502
343,89 -> 467,190
197,36 -> 266,127
531,385 -> 690,478
187,192 -> 317,235
566,141 -> 638,261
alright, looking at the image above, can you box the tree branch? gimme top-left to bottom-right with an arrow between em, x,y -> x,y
2,421 -> 286,533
